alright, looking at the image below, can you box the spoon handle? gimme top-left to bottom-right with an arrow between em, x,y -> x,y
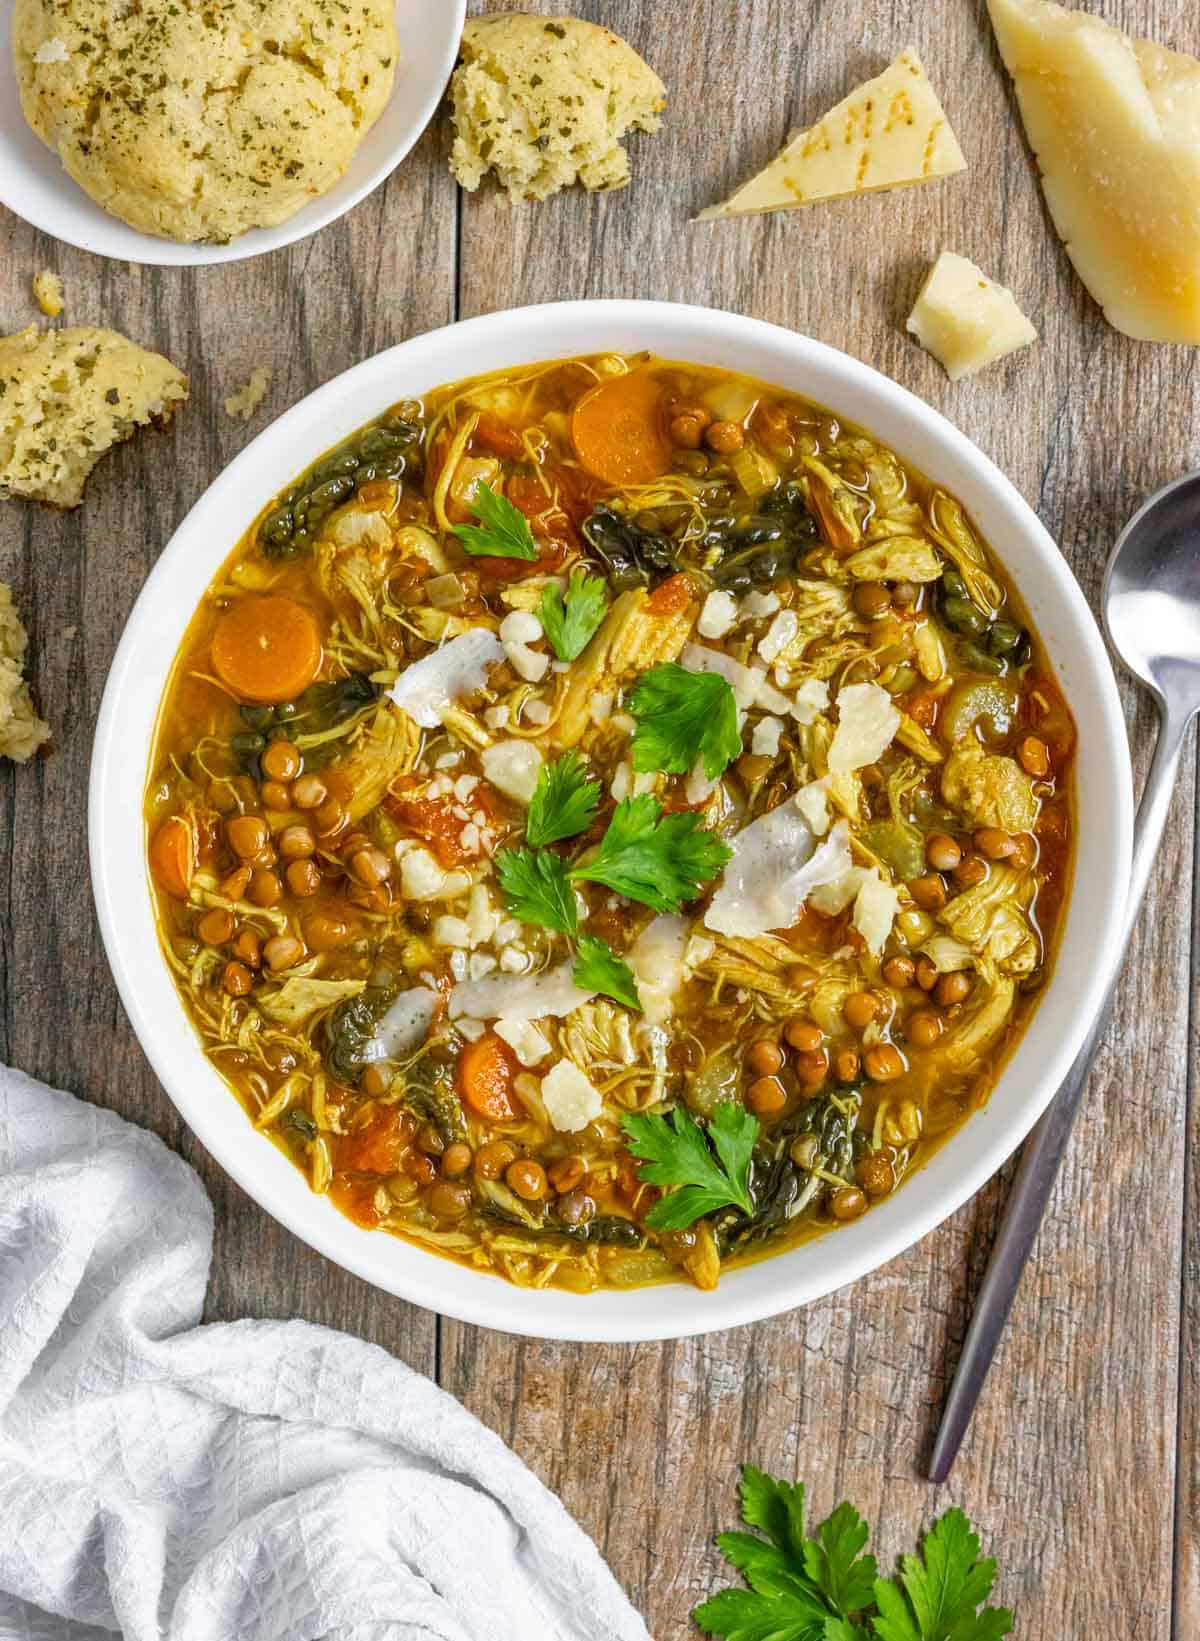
928,705 -> 1193,1483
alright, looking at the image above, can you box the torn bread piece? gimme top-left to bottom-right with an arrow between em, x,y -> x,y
907,252 -> 1037,379
0,325 -> 187,508
450,14 -> 665,203
698,48 -> 965,220
0,583 -> 51,761
225,366 -> 272,421
32,269 -> 63,316
988,0 -> 1200,343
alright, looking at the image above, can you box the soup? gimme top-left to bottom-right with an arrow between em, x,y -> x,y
145,353 -> 1074,1293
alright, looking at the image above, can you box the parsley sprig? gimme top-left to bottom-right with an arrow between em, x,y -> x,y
570,793 -> 733,915
452,482 -> 538,560
494,847 -> 578,937
621,1102 -> 758,1230
540,568 -> 609,662
695,1466 -> 1014,1641
629,662 -> 741,781
573,935 -> 642,1012
525,752 -> 601,848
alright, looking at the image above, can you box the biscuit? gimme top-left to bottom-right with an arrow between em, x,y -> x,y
450,15 -> 665,203
0,325 -> 187,509
13,0 -> 399,243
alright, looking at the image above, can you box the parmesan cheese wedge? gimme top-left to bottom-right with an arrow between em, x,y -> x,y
697,49 -> 965,220
907,252 -> 1038,379
988,0 -> 1200,343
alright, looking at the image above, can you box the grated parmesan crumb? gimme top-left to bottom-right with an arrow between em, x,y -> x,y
0,583 -> 51,762
224,366 -> 272,421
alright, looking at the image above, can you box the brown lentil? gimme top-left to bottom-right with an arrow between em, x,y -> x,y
783,1018 -> 823,1052
934,971 -> 973,1007
882,955 -> 915,989
262,935 -> 305,972
222,960 -> 253,997
1017,735 -> 1051,777
291,774 -> 328,810
747,1076 -> 787,1116
441,1142 -> 474,1178
475,1139 -> 518,1181
196,908 -> 235,946
925,832 -> 962,872
285,859 -> 321,897
746,1038 -> 785,1077
226,814 -> 268,860
829,1187 -> 867,1221
506,1158 -> 548,1201
262,740 -> 301,782
864,1044 -> 905,1082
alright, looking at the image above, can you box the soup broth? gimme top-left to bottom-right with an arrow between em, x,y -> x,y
145,353 -> 1074,1293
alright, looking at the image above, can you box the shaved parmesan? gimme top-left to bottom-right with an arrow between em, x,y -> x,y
629,915 -> 690,1024
388,630 -> 504,728
698,48 -> 965,220
828,682 -> 900,772
448,963 -> 595,1022
852,871 -> 900,954
795,779 -> 831,836
541,1060 -> 603,1133
792,677 -> 830,725
808,868 -> 866,917
698,589 -> 739,638
363,987 -> 439,1062
907,252 -> 1037,379
681,643 -> 769,709
495,1018 -> 552,1067
706,807 -> 852,938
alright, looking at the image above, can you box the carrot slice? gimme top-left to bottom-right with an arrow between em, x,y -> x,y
150,815 -> 194,899
210,595 -> 323,704
569,371 -> 671,486
456,1032 -> 522,1124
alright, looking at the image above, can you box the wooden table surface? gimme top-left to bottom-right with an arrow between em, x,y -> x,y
2,1 -> 1198,1634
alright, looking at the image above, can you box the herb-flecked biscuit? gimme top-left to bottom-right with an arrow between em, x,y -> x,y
0,325 -> 187,509
450,15 -> 666,203
12,0 -> 399,243
0,583 -> 51,762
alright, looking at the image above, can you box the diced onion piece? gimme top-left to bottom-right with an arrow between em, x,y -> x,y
448,963 -> 596,1022
828,681 -> 900,772
541,1059 -> 603,1132
705,808 -> 852,938
388,630 -> 504,728
757,609 -> 799,664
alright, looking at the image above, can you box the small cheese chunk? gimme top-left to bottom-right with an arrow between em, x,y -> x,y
541,1059 -> 604,1133
697,589 -> 739,638
448,962 -> 596,1022
362,988 -> 439,1062
907,252 -> 1037,379
751,715 -> 784,758
988,0 -> 1200,343
852,871 -> 900,955
698,49 -> 965,219
480,738 -> 544,805
628,914 -> 689,1024
224,365 -> 272,420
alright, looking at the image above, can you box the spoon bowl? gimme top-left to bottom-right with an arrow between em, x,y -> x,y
1104,469 -> 1200,707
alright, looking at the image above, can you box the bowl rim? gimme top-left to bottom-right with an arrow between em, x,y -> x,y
89,298 -> 1134,1340
0,0 -> 466,267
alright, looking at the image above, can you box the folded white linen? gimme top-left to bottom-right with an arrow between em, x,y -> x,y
0,1065 -> 652,1641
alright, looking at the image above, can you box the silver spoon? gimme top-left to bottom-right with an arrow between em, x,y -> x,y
930,469 -> 1200,1482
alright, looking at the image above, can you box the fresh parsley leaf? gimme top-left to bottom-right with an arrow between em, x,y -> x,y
569,794 -> 733,914
628,662 -> 741,780
691,1587 -> 831,1641
804,1504 -> 877,1618
539,568 -> 609,662
694,1470 -> 1013,1641
621,1101 -> 757,1230
495,846 -> 578,937
871,1510 -> 1012,1641
573,935 -> 641,1011
451,481 -> 538,560
525,753 -> 601,848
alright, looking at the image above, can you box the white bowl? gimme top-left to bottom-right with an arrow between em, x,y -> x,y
90,300 -> 1133,1340
0,0 -> 465,266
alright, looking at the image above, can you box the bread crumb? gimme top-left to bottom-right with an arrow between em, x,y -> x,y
0,324 -> 187,508
224,366 -> 273,421
450,15 -> 665,203
32,270 -> 64,317
0,583 -> 51,762
60,625 -> 78,641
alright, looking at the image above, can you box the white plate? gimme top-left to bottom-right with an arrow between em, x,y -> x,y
91,300 -> 1134,1340
0,0 -> 465,265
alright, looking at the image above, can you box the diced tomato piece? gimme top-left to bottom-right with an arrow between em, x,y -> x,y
332,1175 -> 385,1228
904,688 -> 940,730
473,412 -> 526,460
646,572 -> 694,617
338,1108 -> 411,1175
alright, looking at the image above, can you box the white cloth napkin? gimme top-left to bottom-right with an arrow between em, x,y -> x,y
0,1065 -> 652,1641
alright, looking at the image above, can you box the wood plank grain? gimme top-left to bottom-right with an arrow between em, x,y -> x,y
0,118 -> 457,1364
447,1 -> 1198,1635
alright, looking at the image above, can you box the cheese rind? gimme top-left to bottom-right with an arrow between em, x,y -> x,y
987,0 -> 1200,343
698,49 -> 965,220
907,251 -> 1038,379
